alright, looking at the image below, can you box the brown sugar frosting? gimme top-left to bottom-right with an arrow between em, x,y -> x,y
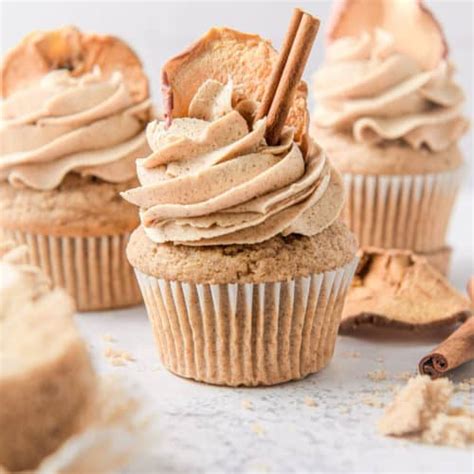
0,68 -> 151,190
122,80 -> 344,246
313,30 -> 468,151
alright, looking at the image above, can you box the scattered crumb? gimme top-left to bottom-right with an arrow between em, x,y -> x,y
251,422 -> 265,436
304,397 -> 317,407
463,395 -> 472,409
368,370 -> 388,382
361,394 -> 384,409
339,405 -> 350,414
394,371 -> 413,382
102,334 -> 116,343
241,399 -> 253,410
378,375 -> 474,448
455,383 -> 471,393
386,383 -> 398,393
341,351 -> 361,358
104,346 -> 136,366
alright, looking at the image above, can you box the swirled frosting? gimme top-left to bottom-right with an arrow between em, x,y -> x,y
122,80 -> 344,246
313,30 -> 468,151
0,68 -> 151,190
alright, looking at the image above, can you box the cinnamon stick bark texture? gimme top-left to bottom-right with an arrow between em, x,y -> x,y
419,277 -> 474,377
264,12 -> 320,145
419,317 -> 474,377
255,8 -> 303,121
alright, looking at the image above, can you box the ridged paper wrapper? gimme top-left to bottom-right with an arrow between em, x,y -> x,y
0,229 -> 141,311
134,258 -> 358,387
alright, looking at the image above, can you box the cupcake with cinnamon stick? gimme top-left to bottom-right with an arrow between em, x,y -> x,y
123,11 -> 358,386
0,27 -> 152,310
312,0 -> 469,274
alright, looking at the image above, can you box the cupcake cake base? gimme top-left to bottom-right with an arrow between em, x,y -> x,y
0,176 -> 142,311
312,128 -> 464,274
129,223 -> 358,386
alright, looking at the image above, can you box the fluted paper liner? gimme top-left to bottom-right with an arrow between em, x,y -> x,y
0,229 -> 141,311
135,258 -> 358,387
341,168 -> 462,253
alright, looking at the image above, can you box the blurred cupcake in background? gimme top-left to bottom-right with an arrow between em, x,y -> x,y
123,25 -> 358,387
0,27 -> 152,310
312,0 -> 469,275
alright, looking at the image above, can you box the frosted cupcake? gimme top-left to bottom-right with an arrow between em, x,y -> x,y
123,26 -> 358,386
0,27 -> 152,310
312,0 -> 468,274
0,243 -> 96,471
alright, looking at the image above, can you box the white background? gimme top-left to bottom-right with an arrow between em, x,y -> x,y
1,2 -> 474,473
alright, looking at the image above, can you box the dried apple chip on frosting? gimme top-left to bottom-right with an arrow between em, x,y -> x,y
314,0 -> 468,151
122,79 -> 344,246
161,27 -> 309,143
0,27 -> 152,190
1,26 -> 148,101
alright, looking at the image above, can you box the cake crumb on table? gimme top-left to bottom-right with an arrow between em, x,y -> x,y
339,405 -> 350,414
394,371 -> 414,382
104,346 -> 136,366
304,397 -> 317,407
102,333 -> 116,343
341,351 -> 361,358
251,422 -> 265,436
455,382 -> 471,393
368,370 -> 388,382
378,375 -> 473,448
361,394 -> 384,408
241,399 -> 253,410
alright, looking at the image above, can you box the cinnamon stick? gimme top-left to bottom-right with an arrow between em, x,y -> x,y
264,11 -> 320,145
419,277 -> 474,378
255,8 -> 303,121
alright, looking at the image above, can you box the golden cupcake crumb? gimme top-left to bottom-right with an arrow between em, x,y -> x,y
241,400 -> 253,410
304,397 -> 318,407
378,375 -> 473,448
368,370 -> 388,382
250,423 -> 265,436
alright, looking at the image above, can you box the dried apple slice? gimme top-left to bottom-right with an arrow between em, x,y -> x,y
327,0 -> 448,70
1,26 -> 149,102
340,248 -> 472,331
161,27 -> 309,142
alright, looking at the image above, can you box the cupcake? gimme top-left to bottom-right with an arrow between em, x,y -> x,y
312,0 -> 469,274
0,27 -> 152,310
123,25 -> 358,386
0,243 -> 96,471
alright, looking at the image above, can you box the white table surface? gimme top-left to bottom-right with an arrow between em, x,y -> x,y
76,188 -> 473,474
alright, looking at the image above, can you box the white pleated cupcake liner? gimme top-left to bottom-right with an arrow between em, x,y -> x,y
341,168 -> 462,254
134,257 -> 358,387
0,228 -> 141,311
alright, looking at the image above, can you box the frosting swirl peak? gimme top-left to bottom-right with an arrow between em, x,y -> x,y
0,67 -> 151,190
123,80 -> 344,246
313,30 -> 468,151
